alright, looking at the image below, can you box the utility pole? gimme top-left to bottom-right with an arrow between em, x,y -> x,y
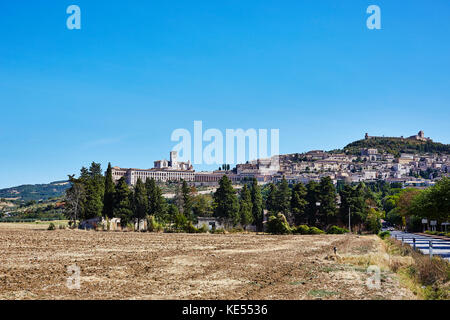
348,207 -> 351,233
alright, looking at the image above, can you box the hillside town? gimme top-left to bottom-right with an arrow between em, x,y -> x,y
111,131 -> 450,189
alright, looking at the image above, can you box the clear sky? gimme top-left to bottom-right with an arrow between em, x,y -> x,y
1,0 -> 449,188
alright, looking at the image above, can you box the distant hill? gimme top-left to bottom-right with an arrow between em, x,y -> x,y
334,137 -> 450,157
0,181 -> 70,202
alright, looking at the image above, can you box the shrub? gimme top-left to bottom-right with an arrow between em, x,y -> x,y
68,220 -> 77,229
378,230 -> 391,239
229,227 -> 244,233
96,222 -> 105,231
183,222 -> 196,233
293,225 -> 310,235
308,226 -> 325,234
424,230 -> 449,236
423,286 -> 448,300
327,226 -> 349,234
212,228 -> 226,234
58,224 -> 66,230
364,210 -> 382,234
147,216 -> 163,232
197,224 -> 209,233
415,255 -> 449,287
47,223 -> 56,231
174,213 -> 188,232
385,237 -> 449,299
266,213 -> 291,235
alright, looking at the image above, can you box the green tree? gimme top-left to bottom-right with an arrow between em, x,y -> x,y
317,176 -> 337,227
65,175 -> 85,226
167,204 -> 183,231
167,204 -> 179,223
113,177 -> 133,228
103,162 -> 115,218
365,207 -> 383,234
146,178 -> 167,222
192,194 -> 213,217
339,183 -> 367,230
239,184 -> 253,229
409,177 -> 450,225
80,162 -> 105,220
250,178 -> 264,231
305,181 -> 319,226
266,213 -> 291,235
266,183 -> 278,214
275,176 -> 291,217
133,178 -> 148,231
181,180 -> 194,221
213,175 -> 239,226
290,182 -> 308,225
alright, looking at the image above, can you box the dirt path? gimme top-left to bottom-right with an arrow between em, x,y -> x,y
0,224 -> 416,300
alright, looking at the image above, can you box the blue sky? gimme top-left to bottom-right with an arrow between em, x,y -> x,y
1,0 -> 449,188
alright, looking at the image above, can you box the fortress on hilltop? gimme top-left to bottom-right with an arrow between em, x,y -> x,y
365,130 -> 432,142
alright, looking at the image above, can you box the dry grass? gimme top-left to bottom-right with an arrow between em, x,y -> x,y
0,224 -> 417,300
382,238 -> 450,300
338,236 -> 413,272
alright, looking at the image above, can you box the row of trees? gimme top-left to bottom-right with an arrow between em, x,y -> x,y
65,162 -> 392,233
212,176 -> 263,230
262,176 -> 382,232
384,177 -> 450,231
64,163 -> 263,231
213,175 -> 384,233
65,162 -> 194,228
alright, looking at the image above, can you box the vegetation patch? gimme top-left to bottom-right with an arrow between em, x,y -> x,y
308,289 -> 339,298
378,231 -> 391,239
383,238 -> 449,300
326,225 -> 349,234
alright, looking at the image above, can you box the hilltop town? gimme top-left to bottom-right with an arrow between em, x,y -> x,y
111,131 -> 450,189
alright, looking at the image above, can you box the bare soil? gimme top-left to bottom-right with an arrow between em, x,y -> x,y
0,223 -> 416,300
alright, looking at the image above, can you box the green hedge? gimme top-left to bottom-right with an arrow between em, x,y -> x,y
266,214 -> 291,235
293,225 -> 310,235
309,226 -> 325,234
378,231 -> 391,239
424,230 -> 450,237
326,226 -> 349,234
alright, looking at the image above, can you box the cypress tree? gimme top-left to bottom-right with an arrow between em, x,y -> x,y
213,175 -> 239,226
266,183 -> 278,215
103,162 -> 115,218
305,181 -> 319,226
146,178 -> 167,222
133,178 -> 148,231
291,182 -> 308,225
239,184 -> 253,229
83,162 -> 105,219
250,178 -> 263,231
113,177 -> 133,228
181,180 -> 194,221
275,176 -> 291,217
317,176 -> 337,227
